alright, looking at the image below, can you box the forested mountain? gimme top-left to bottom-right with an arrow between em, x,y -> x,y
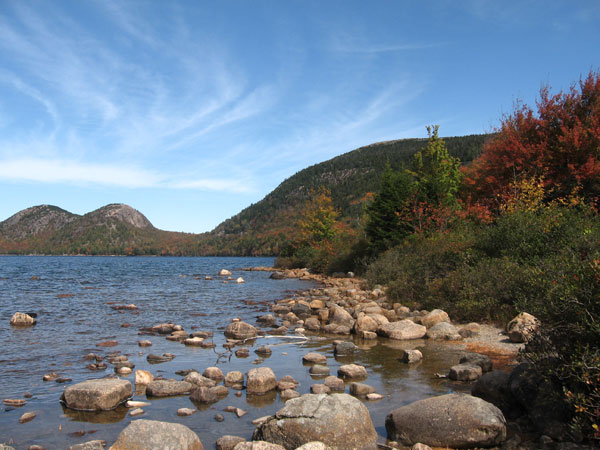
0,134 -> 491,256
200,134 -> 491,255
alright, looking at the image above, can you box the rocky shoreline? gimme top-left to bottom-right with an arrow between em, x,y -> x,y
2,268 -> 591,450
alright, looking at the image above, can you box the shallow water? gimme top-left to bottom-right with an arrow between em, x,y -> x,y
0,256 -> 472,449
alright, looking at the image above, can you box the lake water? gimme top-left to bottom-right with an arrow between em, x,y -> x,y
0,256 -> 471,449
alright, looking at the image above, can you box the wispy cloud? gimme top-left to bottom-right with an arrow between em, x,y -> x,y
0,157 -> 256,193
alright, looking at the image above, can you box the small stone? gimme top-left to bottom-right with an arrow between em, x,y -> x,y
126,400 -> 150,407
10,312 -> 36,327
225,371 -> 244,388
183,337 -> 205,346
214,413 -> 225,422
3,399 -> 26,407
459,353 -> 493,373
138,340 -> 152,347
324,376 -> 345,391
303,352 -> 327,364
400,349 -> 423,364
96,340 -> 118,347
448,363 -> 483,381
116,367 -> 132,375
309,364 -> 330,376
236,277 -> 245,283
19,411 -> 36,423
366,393 -> 384,401
311,384 -> 331,394
458,323 -> 481,338
189,386 -> 218,404
281,389 -> 300,401
255,346 -> 272,355
177,408 -> 196,416
236,347 -> 250,357
43,373 -> 59,381
129,408 -> 144,416
203,367 -> 225,382
216,435 -> 246,450
252,415 -> 271,426
219,269 -> 232,276
334,341 -> 357,356
338,364 -> 368,379
349,382 -> 375,396
135,369 -> 154,385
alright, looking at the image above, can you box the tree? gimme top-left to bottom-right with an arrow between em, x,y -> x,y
464,71 -> 600,208
365,164 -> 415,252
298,186 -> 339,246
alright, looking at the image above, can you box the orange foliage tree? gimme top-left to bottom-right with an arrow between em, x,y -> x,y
464,71 -> 600,208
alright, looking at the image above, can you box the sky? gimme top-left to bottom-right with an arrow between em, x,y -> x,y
0,1 -> 599,233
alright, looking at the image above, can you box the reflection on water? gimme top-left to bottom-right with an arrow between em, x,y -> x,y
1,256 -> 478,449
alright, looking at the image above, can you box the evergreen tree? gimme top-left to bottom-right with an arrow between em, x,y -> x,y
365,163 -> 415,253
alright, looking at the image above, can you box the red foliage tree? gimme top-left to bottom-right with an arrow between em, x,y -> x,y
464,71 -> 600,208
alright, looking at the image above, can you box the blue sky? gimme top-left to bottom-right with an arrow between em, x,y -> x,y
1,1 -> 598,232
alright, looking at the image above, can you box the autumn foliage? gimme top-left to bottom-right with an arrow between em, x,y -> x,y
464,71 -> 600,208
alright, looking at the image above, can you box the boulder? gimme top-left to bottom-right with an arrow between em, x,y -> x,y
472,370 -> 522,419
146,380 -> 193,397
349,383 -> 375,396
448,363 -> 483,381
328,305 -> 355,329
203,367 -> 225,382
303,352 -> 327,364
109,419 -> 203,449
270,271 -> 286,280
324,376 -> 344,392
135,369 -> 154,385
304,318 -> 321,331
61,378 -> 132,411
184,372 -> 217,387
458,322 -> 481,338
291,303 -> 312,320
353,313 -> 379,334
385,393 -> 506,448
333,341 -> 356,356
67,441 -> 106,450
233,442 -> 286,450
247,367 -> 277,395
146,353 -> 175,363
216,435 -> 246,450
506,312 -> 539,343
253,393 -> 377,450
190,386 -> 218,404
378,320 -> 426,340
225,371 -> 245,388
322,323 -> 351,335
310,384 -> 331,394
295,443 -> 333,450
9,312 -> 36,327
459,353 -> 493,372
338,364 -> 368,379
419,309 -> 450,328
400,349 -> 423,364
225,321 -> 258,340
426,322 -> 462,340
309,365 -> 330,376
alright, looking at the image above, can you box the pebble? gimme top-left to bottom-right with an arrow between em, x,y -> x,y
3,399 -> 26,407
126,400 -> 150,408
214,413 -> 225,422
129,408 -> 144,417
177,408 -> 196,416
55,377 -> 72,383
42,373 -> 59,381
366,393 -> 384,401
19,411 -> 37,423
138,340 -> 152,347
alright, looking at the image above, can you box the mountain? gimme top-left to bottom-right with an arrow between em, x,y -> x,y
0,205 -> 78,240
0,133 -> 492,256
0,203 -> 199,256
198,133 -> 492,255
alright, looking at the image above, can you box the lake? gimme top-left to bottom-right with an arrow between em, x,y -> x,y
0,256 -> 471,449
